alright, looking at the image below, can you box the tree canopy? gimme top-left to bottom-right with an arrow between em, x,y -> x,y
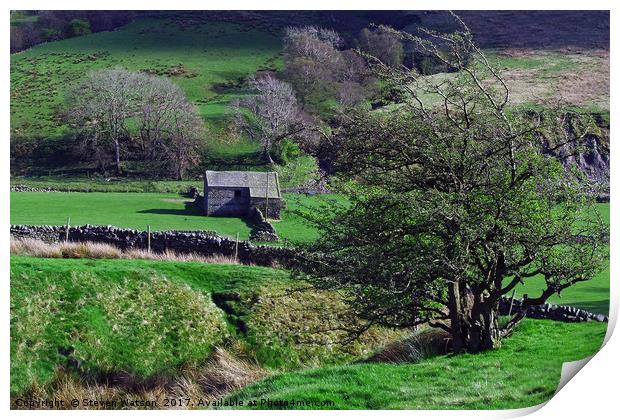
295,15 -> 608,353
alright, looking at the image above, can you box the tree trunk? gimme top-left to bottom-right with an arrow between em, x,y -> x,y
264,149 -> 275,166
114,140 -> 122,175
449,288 -> 501,353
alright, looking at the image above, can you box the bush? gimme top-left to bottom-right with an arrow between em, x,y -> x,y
68,19 -> 91,37
274,154 -> 319,188
272,139 -> 301,165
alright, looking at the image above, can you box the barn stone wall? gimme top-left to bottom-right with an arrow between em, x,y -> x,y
205,186 -> 251,216
249,197 -> 283,219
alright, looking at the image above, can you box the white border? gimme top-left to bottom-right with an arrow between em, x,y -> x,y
2,1 -> 617,419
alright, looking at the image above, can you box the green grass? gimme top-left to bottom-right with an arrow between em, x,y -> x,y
10,191 -> 338,242
11,18 -> 281,139
10,191 -> 252,238
228,319 -> 607,409
11,256 -> 269,395
11,255 -> 289,297
9,256 -> 400,396
510,265 -> 610,315
507,203 -> 610,314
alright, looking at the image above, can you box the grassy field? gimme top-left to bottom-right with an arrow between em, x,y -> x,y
508,203 -> 610,314
10,191 -> 334,242
11,18 -> 281,136
413,49 -> 609,119
485,49 -> 609,114
11,256 -> 608,409
229,319 -> 606,409
511,265 -> 610,315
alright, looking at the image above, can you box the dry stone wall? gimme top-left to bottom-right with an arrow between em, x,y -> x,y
10,224 -> 296,267
9,224 -> 608,323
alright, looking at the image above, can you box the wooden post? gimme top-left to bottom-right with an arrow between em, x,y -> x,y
284,238 -> 288,249
147,225 -> 151,253
65,217 -> 70,242
265,172 -> 269,219
507,289 -> 516,317
234,232 -> 239,262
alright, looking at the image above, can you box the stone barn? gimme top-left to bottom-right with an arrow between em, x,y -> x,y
203,170 -> 283,219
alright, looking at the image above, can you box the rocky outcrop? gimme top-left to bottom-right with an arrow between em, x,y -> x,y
541,113 -> 610,200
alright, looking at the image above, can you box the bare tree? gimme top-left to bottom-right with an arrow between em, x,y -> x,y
160,102 -> 204,180
283,26 -> 345,105
233,74 -> 306,165
66,69 -> 204,178
358,27 -> 404,68
133,73 -> 204,179
66,68 -> 138,175
283,26 -> 343,62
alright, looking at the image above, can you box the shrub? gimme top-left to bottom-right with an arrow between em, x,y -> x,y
68,18 -> 91,37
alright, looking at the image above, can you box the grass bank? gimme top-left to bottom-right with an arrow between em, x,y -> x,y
11,256 -> 402,399
228,319 -> 607,409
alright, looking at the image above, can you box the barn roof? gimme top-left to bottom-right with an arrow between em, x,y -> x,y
205,170 -> 281,199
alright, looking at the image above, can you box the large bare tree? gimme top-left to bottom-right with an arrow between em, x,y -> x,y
66,68 -> 137,175
133,73 -> 203,179
66,68 -> 204,178
232,73 -> 307,165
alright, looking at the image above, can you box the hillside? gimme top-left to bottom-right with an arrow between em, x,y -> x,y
11,256 -> 608,408
10,16 -> 282,175
10,11 -> 610,178
11,17 -> 281,137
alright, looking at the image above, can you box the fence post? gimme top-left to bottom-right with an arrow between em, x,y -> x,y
507,289 -> 516,317
265,172 -> 269,219
65,217 -> 70,242
235,232 -> 239,262
147,225 -> 151,253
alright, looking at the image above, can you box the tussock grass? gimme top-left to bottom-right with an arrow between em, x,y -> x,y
10,237 -> 239,265
125,248 -> 240,265
246,287 -> 409,368
10,237 -> 62,258
12,348 -> 266,410
365,328 -> 451,364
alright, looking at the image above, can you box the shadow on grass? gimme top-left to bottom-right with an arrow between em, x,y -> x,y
564,300 -> 609,316
137,200 -> 203,216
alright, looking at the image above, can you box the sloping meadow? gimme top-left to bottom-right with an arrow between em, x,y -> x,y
10,256 -> 404,404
